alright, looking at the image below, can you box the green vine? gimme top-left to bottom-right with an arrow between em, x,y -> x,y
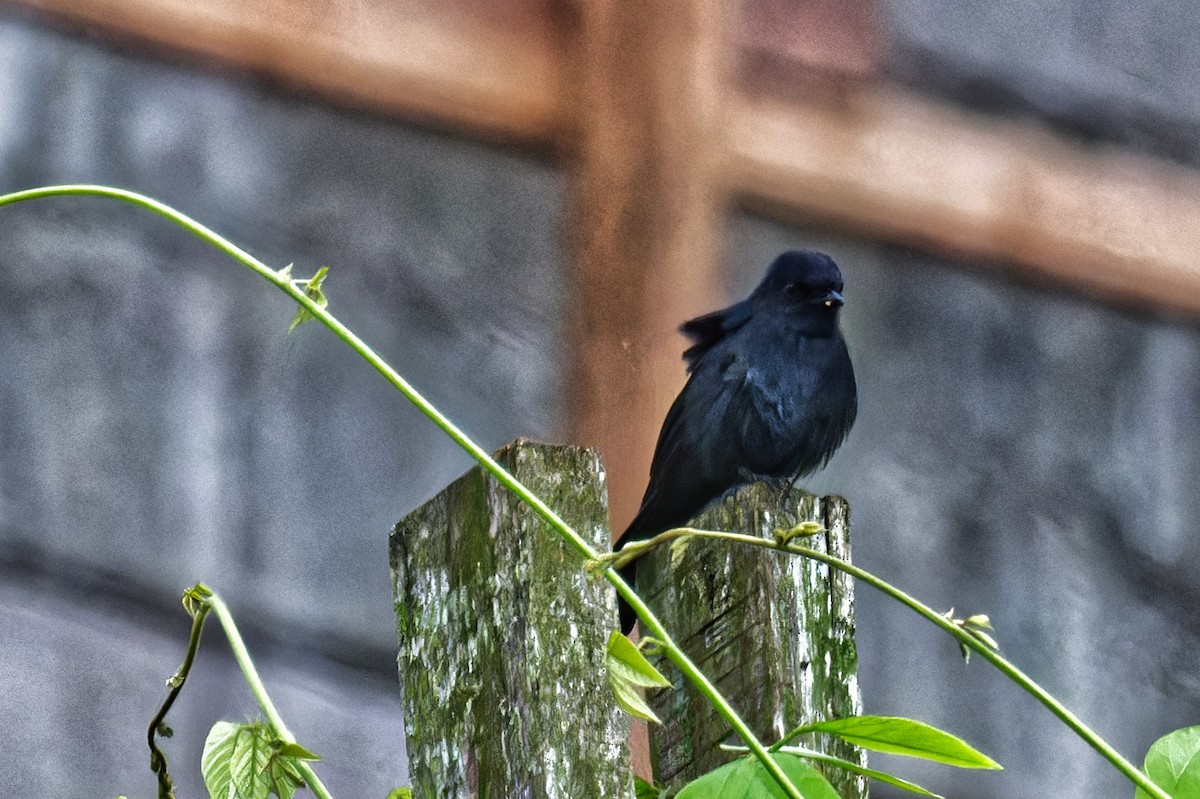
1,184 -> 1174,799
0,185 -> 805,799
607,526 -> 1173,799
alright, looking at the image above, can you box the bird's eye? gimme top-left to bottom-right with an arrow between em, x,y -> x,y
785,282 -> 818,299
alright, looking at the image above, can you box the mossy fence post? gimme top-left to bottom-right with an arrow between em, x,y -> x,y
391,439 -> 630,799
390,439 -> 864,798
639,483 -> 867,798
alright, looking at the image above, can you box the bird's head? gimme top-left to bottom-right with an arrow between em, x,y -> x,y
753,250 -> 846,322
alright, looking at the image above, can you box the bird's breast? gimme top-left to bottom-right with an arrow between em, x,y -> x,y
719,330 -> 854,478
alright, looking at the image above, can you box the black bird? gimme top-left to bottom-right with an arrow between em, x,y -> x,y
615,250 -> 857,632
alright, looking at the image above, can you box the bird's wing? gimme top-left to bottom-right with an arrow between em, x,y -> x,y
619,350 -> 745,544
680,299 -> 753,372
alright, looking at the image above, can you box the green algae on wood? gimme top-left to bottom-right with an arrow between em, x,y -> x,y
391,439 -> 629,799
640,483 -> 866,799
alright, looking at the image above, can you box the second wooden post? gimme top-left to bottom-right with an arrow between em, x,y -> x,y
639,483 -> 867,798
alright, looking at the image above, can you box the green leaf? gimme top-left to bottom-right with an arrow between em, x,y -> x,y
634,775 -> 663,798
607,631 -> 671,723
1138,725 -> 1200,799
775,521 -> 825,546
668,534 -> 694,566
608,632 -> 671,688
275,742 -> 321,761
608,667 -> 662,724
181,583 -> 213,617
676,753 -> 840,799
201,721 -> 309,799
202,721 -> 260,799
797,716 -> 1001,770
779,745 -> 943,797
386,788 -> 414,799
288,266 -> 330,332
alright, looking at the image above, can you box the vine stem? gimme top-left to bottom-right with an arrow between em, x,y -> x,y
628,526 -> 1169,799
0,186 -> 804,799
205,592 -> 334,799
146,598 -> 210,798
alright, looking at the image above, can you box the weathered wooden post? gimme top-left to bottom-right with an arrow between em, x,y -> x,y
392,439 -> 864,798
391,439 -> 630,798
639,483 -> 867,799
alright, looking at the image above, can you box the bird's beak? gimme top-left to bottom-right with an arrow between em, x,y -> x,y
823,290 -> 844,308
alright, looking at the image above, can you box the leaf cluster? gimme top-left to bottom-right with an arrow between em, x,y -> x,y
201,721 -> 319,799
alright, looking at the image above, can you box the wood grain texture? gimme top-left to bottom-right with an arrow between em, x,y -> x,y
391,439 -> 629,799
10,0 -> 564,143
563,0 -> 734,536
728,85 -> 1200,315
559,4 -> 736,779
12,0 -> 1200,311
640,483 -> 865,798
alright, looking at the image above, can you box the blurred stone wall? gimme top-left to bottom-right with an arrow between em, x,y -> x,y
0,7 -> 564,797
2,3 -> 1200,799
885,0 -> 1200,164
859,2 -> 1200,795
731,216 -> 1200,799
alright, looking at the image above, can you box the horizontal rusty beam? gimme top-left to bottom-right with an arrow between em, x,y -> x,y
11,0 -> 564,145
11,0 -> 1200,313
727,87 -> 1200,316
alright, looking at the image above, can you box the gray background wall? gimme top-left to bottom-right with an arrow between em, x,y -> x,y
1,3 -> 1199,798
0,7 -> 565,796
732,217 -> 1200,798
886,0 -> 1200,165
868,5 -> 1200,793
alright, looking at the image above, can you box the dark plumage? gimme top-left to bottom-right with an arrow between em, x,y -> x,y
616,250 -> 858,631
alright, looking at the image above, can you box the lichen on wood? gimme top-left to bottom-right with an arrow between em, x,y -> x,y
640,482 -> 866,799
391,439 -> 630,799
